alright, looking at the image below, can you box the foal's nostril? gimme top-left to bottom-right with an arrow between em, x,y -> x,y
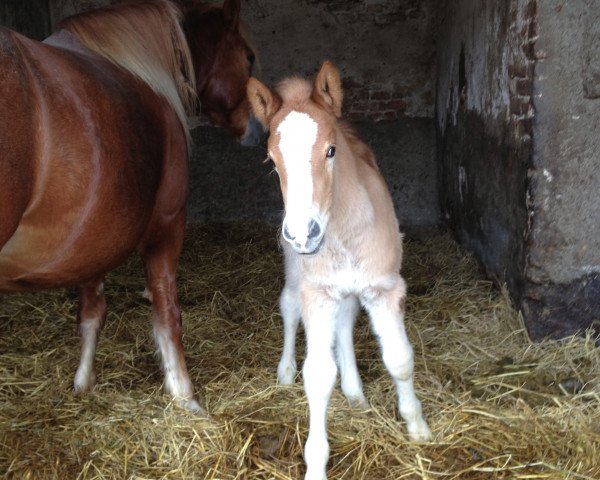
307,220 -> 321,240
282,224 -> 293,241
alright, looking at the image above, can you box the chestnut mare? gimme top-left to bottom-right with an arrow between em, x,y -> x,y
247,62 -> 431,479
0,0 -> 259,413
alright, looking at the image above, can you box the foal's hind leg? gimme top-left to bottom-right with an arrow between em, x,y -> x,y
141,213 -> 200,413
73,279 -> 106,393
334,296 -> 367,408
362,277 -> 431,441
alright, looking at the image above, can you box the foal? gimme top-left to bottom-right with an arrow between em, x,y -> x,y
247,61 -> 431,479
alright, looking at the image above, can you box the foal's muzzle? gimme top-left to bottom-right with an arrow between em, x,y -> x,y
282,218 -> 324,254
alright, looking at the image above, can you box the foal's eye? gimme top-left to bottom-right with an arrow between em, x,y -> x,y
247,53 -> 256,66
326,145 -> 336,158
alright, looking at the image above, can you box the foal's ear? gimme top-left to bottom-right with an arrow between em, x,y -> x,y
222,0 -> 241,28
247,77 -> 281,128
311,60 -> 343,118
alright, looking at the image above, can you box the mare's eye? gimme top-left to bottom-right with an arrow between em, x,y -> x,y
247,52 -> 256,66
326,145 -> 336,158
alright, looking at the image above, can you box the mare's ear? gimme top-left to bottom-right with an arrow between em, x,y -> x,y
223,0 -> 241,28
311,60 -> 343,118
247,77 -> 281,128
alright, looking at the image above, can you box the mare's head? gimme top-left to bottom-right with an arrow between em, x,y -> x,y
247,61 -> 344,254
179,0 -> 264,145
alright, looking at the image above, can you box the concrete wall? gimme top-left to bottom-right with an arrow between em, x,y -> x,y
437,0 -> 600,340
522,0 -> 600,339
49,0 -> 113,29
436,0 -> 534,300
188,118 -> 438,233
1,0 -> 51,39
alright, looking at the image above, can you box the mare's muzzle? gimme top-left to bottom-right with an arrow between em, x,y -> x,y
240,114 -> 267,147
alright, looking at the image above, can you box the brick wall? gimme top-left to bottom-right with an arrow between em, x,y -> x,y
508,0 -> 536,144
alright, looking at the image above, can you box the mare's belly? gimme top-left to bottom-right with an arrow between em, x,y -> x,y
0,211 -> 141,292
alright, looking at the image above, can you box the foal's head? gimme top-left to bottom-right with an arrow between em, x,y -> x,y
180,0 -> 264,145
247,61 -> 344,254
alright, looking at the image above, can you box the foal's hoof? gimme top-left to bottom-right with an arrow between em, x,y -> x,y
277,361 -> 297,385
73,370 -> 96,395
177,397 -> 209,417
407,418 -> 432,442
347,395 -> 369,410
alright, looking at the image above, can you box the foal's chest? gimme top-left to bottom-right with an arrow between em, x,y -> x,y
299,238 -> 387,299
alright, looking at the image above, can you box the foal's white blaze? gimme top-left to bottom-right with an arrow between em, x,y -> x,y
276,111 -> 319,248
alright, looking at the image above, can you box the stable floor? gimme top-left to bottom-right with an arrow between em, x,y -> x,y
1,224 -> 599,479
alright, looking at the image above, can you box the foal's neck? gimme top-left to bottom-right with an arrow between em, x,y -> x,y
330,126 -> 375,231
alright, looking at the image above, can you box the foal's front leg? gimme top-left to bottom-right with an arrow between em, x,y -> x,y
302,288 -> 338,480
141,212 -> 200,413
277,282 -> 302,384
74,278 -> 106,393
362,277 -> 431,441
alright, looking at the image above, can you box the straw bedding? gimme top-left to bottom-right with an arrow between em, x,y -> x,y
1,223 -> 599,479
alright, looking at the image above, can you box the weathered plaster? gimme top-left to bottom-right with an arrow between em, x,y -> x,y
529,0 -> 600,284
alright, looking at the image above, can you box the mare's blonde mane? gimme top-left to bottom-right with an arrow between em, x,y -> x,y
60,0 -> 196,143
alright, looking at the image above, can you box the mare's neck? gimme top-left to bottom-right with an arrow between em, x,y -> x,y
44,30 -> 90,56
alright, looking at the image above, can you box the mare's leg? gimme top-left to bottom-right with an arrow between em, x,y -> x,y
362,277 -> 431,441
73,279 -> 106,393
141,212 -> 200,413
302,289 -> 338,480
277,281 -> 301,384
334,296 -> 367,408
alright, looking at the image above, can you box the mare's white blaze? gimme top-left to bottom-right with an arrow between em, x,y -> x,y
276,111 -> 319,245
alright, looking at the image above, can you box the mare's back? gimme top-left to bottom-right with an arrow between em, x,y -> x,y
0,27 -> 175,288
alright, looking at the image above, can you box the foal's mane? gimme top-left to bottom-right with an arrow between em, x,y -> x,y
60,0 -> 196,142
276,77 -> 379,171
